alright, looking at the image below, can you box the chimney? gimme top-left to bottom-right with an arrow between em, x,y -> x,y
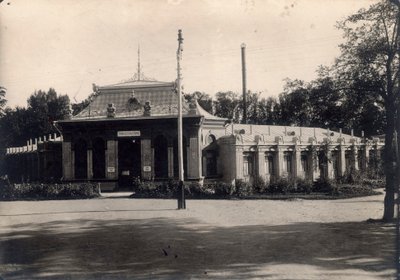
241,43 -> 247,124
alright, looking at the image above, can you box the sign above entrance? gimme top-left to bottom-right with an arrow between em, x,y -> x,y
117,131 -> 141,137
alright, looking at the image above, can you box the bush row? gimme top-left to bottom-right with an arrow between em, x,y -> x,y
130,176 -> 380,199
0,182 -> 100,200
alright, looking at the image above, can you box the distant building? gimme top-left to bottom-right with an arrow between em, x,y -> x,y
5,78 -> 384,189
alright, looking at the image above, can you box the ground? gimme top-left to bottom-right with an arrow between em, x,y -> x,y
0,191 -> 395,280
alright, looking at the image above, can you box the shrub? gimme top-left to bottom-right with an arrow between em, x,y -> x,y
252,175 -> 268,194
269,178 -> 291,194
235,179 -> 252,197
313,178 -> 338,194
0,182 -> 100,200
214,182 -> 234,197
295,178 -> 313,194
333,184 -> 380,197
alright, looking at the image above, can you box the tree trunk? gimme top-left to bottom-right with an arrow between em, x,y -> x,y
383,104 -> 396,221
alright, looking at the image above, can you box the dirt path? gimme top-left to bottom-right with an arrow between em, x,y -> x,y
0,192 -> 395,279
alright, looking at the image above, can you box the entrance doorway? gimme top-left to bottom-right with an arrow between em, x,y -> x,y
118,138 -> 141,187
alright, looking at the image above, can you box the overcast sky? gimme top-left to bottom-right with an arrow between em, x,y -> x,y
0,0 -> 377,108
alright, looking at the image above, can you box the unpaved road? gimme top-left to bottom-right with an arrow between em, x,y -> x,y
0,191 -> 395,279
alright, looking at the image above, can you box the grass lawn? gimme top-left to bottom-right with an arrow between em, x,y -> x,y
0,190 -> 395,279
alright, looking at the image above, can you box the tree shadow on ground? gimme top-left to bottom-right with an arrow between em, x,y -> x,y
0,217 -> 395,279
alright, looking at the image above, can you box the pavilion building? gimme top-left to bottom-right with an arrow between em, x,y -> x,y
5,78 -> 384,189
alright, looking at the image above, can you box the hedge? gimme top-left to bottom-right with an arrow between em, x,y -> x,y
0,182 -> 100,200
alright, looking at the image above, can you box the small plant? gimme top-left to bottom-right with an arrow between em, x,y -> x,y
269,178 -> 291,194
214,182 -> 234,197
295,178 -> 313,194
235,179 -> 252,197
313,177 -> 337,194
252,175 -> 268,194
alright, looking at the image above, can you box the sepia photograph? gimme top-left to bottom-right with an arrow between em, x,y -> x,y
0,0 -> 399,279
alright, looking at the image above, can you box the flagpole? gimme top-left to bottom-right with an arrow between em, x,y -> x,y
177,29 -> 185,209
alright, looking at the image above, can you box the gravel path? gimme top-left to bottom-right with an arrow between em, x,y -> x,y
0,191 -> 395,279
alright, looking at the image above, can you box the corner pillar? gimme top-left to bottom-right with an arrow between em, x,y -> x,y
141,139 -> 152,180
62,141 -> 73,180
87,149 -> 93,180
168,146 -> 174,178
294,147 -> 302,179
188,136 -> 201,179
339,145 -> 346,176
106,140 -> 118,180
276,147 -> 283,178
257,149 -> 266,179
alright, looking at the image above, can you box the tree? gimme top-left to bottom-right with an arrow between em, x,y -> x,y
26,88 -> 71,136
279,79 -> 312,126
214,91 -> 241,121
335,0 -> 399,220
256,96 -> 280,125
0,86 -> 7,117
186,91 -> 213,114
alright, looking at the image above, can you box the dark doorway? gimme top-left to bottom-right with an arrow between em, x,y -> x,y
173,137 -> 187,179
118,138 -> 141,186
154,135 -> 168,178
93,138 -> 106,179
74,139 -> 87,179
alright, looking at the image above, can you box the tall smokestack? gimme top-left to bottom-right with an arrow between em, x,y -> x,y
241,43 -> 247,124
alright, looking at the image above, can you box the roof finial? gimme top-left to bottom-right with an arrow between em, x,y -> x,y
137,44 -> 141,81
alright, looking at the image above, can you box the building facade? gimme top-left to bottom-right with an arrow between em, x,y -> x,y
5,79 -> 384,189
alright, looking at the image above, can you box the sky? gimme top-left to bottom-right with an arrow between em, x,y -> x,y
0,0 -> 377,108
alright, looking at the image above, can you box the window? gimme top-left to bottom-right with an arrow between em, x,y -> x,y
206,151 -> 217,176
283,152 -> 292,173
265,154 -> 275,175
243,154 -> 254,177
301,154 -> 307,172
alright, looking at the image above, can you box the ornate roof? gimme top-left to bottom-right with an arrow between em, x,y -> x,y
72,80 -> 226,122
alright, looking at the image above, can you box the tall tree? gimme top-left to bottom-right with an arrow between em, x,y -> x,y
0,86 -> 7,117
186,91 -> 213,114
214,91 -> 241,121
335,0 -> 399,220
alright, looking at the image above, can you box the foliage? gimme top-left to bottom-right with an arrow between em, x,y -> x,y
234,179 -> 252,197
186,91 -> 213,114
214,91 -> 240,121
0,182 -> 100,200
269,178 -> 292,194
333,0 -> 399,220
295,178 -> 313,194
252,175 -> 268,193
0,86 -> 7,117
313,177 -> 338,194
213,181 -> 235,197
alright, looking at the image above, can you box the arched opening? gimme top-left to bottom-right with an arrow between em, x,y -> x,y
154,135 -> 168,178
173,137 -> 187,179
74,139 -> 87,179
92,137 -> 106,179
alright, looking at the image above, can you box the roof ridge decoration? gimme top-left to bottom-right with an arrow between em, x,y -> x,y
119,45 -> 157,83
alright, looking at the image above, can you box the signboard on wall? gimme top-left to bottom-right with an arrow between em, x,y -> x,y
143,166 -> 151,172
117,131 -> 141,137
107,167 -> 115,173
